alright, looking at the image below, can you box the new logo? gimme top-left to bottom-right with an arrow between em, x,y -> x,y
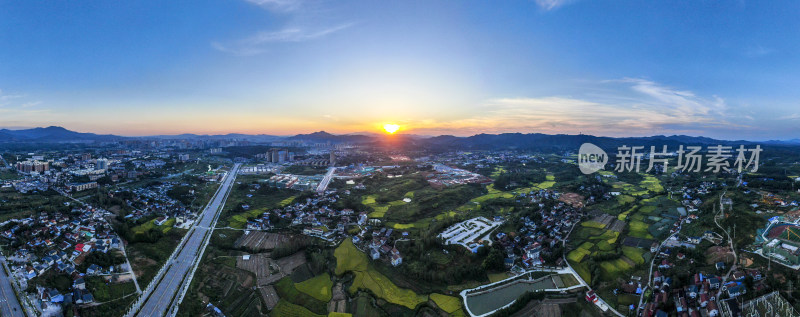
578,143 -> 607,174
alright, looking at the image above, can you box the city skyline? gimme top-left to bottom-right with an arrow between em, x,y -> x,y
2,1 -> 800,140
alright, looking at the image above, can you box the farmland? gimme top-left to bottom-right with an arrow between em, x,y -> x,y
334,240 -> 428,309
296,273 -> 334,302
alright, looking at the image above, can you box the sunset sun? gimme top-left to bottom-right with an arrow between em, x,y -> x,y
383,124 -> 400,134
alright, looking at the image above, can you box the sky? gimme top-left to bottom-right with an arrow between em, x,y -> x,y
1,0 -> 799,140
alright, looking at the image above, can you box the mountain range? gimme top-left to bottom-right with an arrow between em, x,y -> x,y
0,126 -> 797,151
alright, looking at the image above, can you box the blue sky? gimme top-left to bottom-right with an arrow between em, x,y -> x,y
1,0 -> 799,139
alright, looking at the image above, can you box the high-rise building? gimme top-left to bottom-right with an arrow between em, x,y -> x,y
271,150 -> 280,162
16,160 -> 49,173
95,158 -> 108,170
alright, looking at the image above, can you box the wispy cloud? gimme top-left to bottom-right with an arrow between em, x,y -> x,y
215,0 -> 353,56
406,79 -> 744,137
213,23 -> 353,55
743,45 -> 774,57
744,45 -> 775,57
781,113 -> 800,120
534,0 -> 575,11
0,89 -> 26,106
245,0 -> 302,12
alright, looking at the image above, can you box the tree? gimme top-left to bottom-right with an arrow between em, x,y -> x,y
482,248 -> 505,272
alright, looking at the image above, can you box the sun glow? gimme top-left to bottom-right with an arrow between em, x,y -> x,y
383,123 -> 400,134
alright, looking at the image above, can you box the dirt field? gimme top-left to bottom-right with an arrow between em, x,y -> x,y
233,231 -> 289,251
592,214 -> 614,228
276,252 -> 306,273
328,283 -> 347,313
706,246 -> 735,265
236,251 -> 307,286
609,219 -> 627,232
511,298 -> 573,317
559,193 -> 585,208
260,285 -> 279,310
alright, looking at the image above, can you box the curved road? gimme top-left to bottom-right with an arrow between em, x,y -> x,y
136,164 -> 240,316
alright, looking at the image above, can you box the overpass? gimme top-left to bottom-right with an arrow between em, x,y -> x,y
316,166 -> 336,194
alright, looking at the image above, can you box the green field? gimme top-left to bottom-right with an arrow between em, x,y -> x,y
488,272 -> 512,283
622,246 -> 645,265
271,300 -> 326,317
228,193 -> 297,228
599,258 -> 633,278
132,217 -> 175,234
334,240 -> 427,309
295,273 -> 333,302
640,176 -> 664,193
430,293 -> 462,313
616,194 -> 636,204
275,277 -> 329,314
349,269 -> 428,309
581,221 -> 606,229
558,274 -> 580,287
334,240 -> 368,274
567,248 -> 591,263
628,220 -> 654,239
362,194 -> 409,218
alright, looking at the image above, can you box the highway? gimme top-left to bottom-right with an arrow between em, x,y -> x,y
135,163 -> 240,316
0,256 -> 24,317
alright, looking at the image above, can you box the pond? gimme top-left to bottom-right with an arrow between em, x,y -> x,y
465,276 -> 557,316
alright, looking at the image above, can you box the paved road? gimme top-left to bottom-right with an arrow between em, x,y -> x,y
0,257 -> 24,317
136,164 -> 240,316
316,166 -> 336,193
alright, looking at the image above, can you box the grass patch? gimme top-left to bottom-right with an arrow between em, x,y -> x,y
567,248 -> 591,263
572,262 -> 591,283
535,181 -> 556,189
559,274 -> 580,287
628,221 -> 654,239
581,221 -> 606,229
295,273 -> 333,302
271,300 -> 326,317
275,277 -> 328,315
349,269 -> 428,309
279,195 -> 296,207
622,246 -> 645,265
334,240 -> 368,275
430,293 -> 462,313
335,240 -> 426,309
616,194 -> 636,204
488,272 -> 511,283
599,258 -> 633,278
596,240 -> 614,251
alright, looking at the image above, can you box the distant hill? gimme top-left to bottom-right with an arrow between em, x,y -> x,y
415,133 -> 763,151
0,126 -> 121,142
146,133 -> 282,142
288,131 -> 374,143
0,126 -> 796,150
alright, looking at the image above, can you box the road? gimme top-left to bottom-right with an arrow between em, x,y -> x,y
714,189 -> 738,299
638,230 -> 679,312
0,256 -> 24,317
316,166 -> 336,193
135,164 -> 240,316
57,189 -> 142,294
